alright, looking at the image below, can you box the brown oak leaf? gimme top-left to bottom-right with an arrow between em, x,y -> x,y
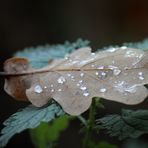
2,47 -> 148,115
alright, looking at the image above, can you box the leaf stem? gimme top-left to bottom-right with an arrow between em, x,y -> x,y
82,98 -> 97,148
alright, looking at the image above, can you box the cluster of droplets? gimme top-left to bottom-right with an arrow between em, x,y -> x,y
138,72 -> 144,80
94,65 -> 121,80
76,73 -> 89,97
114,80 -> 137,95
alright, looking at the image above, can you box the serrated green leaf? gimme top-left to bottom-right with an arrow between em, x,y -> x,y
123,39 -> 148,51
30,115 -> 70,148
96,109 -> 148,140
0,103 -> 65,147
97,39 -> 148,52
15,39 -> 90,68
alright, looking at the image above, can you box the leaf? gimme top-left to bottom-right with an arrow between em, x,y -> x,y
0,103 -> 64,147
123,39 -> 148,51
97,141 -> 118,148
96,109 -> 148,140
30,115 -> 70,148
3,47 -> 148,115
15,39 -> 90,68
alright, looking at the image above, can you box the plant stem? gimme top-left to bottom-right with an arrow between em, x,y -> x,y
82,98 -> 97,148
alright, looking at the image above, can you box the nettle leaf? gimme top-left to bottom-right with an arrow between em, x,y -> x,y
96,109 -> 148,140
30,115 -> 70,148
0,103 -> 64,147
3,47 -> 148,115
15,39 -> 90,68
123,39 -> 148,51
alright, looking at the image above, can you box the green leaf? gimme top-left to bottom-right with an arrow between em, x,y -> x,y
97,39 -> 148,52
30,115 -> 71,148
96,109 -> 148,140
15,39 -> 90,68
97,141 -> 118,148
123,39 -> 148,51
0,103 -> 64,147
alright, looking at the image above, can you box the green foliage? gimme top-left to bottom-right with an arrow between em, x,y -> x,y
0,103 -> 64,147
96,109 -> 148,140
98,38 -> 148,51
15,39 -> 90,68
1,38 -> 148,147
30,115 -> 71,148
123,39 -> 148,50
97,141 -> 118,148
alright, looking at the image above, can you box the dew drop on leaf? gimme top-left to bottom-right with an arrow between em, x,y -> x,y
83,90 -> 89,97
34,85 -> 43,94
100,88 -> 107,93
57,76 -> 66,84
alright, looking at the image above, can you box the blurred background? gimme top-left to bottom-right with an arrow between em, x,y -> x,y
0,0 -> 148,147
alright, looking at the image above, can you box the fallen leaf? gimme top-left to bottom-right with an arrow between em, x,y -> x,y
2,47 -> 148,115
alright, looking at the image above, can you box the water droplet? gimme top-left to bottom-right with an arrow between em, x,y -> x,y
97,71 -> 107,79
44,86 -> 47,89
77,83 -> 80,86
51,89 -> 54,92
107,47 -> 117,52
100,88 -> 107,93
67,73 -> 71,77
120,46 -> 127,49
80,86 -> 87,90
101,72 -> 106,76
71,75 -> 74,79
57,76 -> 66,84
51,84 -> 53,87
95,72 -> 99,75
113,69 -> 121,76
79,80 -> 83,83
80,73 -> 84,77
91,53 -> 96,56
114,81 -> 137,93
138,72 -> 143,75
58,89 -> 62,92
34,85 -> 43,94
138,72 -> 144,80
83,91 -> 89,97
70,75 -> 75,81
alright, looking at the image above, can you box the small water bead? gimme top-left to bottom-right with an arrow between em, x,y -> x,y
108,65 -> 121,76
58,89 -> 62,92
80,73 -> 84,77
100,88 -> 107,93
67,73 -> 71,77
120,46 -> 127,49
138,72 -> 144,80
44,86 -> 47,89
57,76 -> 66,84
107,47 -> 117,52
51,84 -> 54,87
51,89 -> 54,92
70,75 -> 75,81
91,53 -> 96,56
34,85 -> 43,94
83,90 -> 89,97
114,81 -> 137,93
113,69 -> 121,76
79,80 -> 83,83
80,86 -> 87,90
95,72 -> 99,75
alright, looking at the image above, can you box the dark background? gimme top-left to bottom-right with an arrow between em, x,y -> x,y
0,0 -> 148,148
